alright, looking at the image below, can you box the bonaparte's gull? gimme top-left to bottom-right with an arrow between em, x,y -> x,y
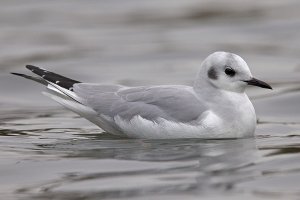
12,52 -> 272,139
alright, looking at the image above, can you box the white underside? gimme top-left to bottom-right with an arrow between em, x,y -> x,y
113,113 -> 233,139
43,83 -> 255,139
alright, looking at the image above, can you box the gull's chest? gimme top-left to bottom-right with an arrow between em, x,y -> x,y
211,93 -> 257,137
226,96 -> 256,137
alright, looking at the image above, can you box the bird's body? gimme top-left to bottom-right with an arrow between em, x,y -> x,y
12,52 -> 271,139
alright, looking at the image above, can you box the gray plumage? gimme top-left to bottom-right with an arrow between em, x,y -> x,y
73,84 -> 207,123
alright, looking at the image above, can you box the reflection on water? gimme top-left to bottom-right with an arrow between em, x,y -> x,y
0,109 -> 300,199
33,139 -> 258,199
1,0 -> 300,199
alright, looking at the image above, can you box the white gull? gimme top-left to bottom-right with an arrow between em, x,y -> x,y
12,52 -> 272,139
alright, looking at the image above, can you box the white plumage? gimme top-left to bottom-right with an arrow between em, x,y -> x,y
12,52 -> 272,139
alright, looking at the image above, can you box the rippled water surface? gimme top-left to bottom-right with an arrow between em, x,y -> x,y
1,0 -> 300,199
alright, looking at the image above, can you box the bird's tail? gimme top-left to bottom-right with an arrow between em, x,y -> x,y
11,65 -> 96,115
16,65 -> 81,90
12,65 -> 83,100
11,72 -> 48,86
12,65 -> 117,132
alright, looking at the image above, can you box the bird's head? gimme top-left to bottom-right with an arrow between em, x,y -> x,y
200,51 -> 272,93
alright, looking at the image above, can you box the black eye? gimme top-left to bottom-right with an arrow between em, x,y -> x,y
225,67 -> 236,77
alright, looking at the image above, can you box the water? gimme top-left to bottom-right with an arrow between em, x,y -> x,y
1,0 -> 300,199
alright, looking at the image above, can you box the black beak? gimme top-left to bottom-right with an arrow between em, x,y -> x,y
244,78 -> 272,90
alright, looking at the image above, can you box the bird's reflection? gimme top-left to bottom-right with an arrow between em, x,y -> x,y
25,137 -> 260,199
60,136 -> 259,164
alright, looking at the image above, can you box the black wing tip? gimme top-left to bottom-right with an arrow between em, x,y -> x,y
25,64 -> 33,69
26,65 -> 40,71
12,65 -> 42,76
11,72 -> 26,77
24,64 -> 81,89
11,72 -> 22,75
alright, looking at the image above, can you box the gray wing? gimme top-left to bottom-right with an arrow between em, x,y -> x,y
73,84 -> 207,123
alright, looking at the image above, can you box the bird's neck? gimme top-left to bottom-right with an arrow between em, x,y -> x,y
193,73 -> 219,101
193,74 -> 247,104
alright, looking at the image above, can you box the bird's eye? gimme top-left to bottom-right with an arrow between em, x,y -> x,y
225,67 -> 236,77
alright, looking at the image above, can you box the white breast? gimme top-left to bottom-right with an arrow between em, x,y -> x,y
234,96 -> 256,138
212,92 -> 257,138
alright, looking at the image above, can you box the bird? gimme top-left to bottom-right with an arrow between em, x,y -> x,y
11,52 -> 272,139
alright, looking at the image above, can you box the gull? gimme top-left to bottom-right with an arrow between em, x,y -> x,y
11,52 -> 272,139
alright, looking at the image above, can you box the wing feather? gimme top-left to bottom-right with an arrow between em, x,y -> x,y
74,84 -> 207,123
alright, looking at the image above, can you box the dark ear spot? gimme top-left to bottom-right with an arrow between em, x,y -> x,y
208,67 -> 217,80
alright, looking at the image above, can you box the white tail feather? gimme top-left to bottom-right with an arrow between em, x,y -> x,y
43,85 -> 123,135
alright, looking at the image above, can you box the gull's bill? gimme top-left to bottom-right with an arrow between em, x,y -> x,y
244,78 -> 272,90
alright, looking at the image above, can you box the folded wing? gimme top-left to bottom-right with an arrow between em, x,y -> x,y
74,84 -> 207,123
